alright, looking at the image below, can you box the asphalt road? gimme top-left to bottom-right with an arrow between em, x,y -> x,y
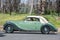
0,31 -> 60,40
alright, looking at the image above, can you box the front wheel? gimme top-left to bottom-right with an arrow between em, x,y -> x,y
41,27 -> 50,34
5,25 -> 14,33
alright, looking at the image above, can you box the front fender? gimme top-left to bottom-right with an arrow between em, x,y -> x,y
3,21 -> 22,31
3,21 -> 12,30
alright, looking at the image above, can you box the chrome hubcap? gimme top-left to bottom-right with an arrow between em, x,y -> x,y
44,27 -> 48,33
7,27 -> 11,32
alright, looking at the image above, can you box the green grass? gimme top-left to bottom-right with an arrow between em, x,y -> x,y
0,13 -> 60,28
44,15 -> 60,28
0,13 -> 29,25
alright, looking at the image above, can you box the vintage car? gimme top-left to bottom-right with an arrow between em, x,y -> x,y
3,16 -> 57,34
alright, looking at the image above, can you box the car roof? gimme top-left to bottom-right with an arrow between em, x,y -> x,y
27,16 -> 44,18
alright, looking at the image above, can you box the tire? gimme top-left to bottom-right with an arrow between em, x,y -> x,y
5,25 -> 14,33
41,26 -> 50,34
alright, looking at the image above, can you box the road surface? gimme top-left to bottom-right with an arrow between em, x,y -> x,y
0,31 -> 60,40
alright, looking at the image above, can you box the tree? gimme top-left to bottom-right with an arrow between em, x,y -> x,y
13,0 -> 20,13
29,0 -> 33,15
0,0 -> 1,12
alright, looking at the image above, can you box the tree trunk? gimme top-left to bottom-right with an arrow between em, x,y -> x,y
29,0 -> 33,15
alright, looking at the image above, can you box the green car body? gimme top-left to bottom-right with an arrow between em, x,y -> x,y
3,16 -> 57,34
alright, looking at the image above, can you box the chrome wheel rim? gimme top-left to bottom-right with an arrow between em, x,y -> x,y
44,27 -> 48,34
7,26 -> 11,32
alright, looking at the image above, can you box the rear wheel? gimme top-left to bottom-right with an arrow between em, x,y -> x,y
41,26 -> 50,34
5,25 -> 14,33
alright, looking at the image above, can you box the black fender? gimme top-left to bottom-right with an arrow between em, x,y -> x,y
3,22 -> 22,31
41,24 -> 57,32
3,22 -> 14,30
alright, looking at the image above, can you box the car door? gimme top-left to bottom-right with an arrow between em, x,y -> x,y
20,17 -> 42,30
21,17 -> 39,30
23,21 -> 36,30
24,17 -> 42,30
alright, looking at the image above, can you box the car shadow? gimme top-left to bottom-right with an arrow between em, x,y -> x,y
0,33 -> 5,37
5,31 -> 58,35
6,32 -> 41,34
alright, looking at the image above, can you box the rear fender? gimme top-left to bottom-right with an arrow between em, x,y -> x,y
41,24 -> 57,32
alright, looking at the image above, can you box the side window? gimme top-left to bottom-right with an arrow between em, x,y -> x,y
26,18 -> 31,21
33,18 -> 40,21
25,17 -> 34,21
25,17 -> 40,21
